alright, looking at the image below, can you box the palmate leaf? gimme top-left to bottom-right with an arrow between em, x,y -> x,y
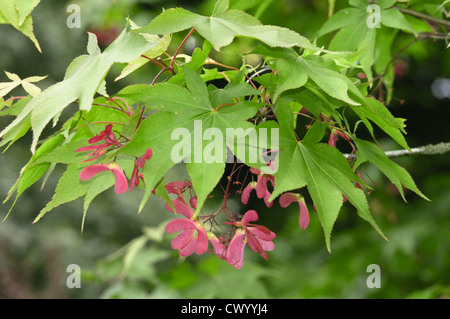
117,67 -> 262,215
328,14 -> 376,83
0,97 -> 33,151
2,100 -> 133,222
0,71 -> 47,99
136,1 -> 318,52
354,138 -> 429,202
0,0 -> 42,52
2,133 -> 65,221
374,28 -> 398,104
0,25 -> 166,154
316,7 -> 364,38
275,53 -> 362,105
274,56 -> 308,101
32,158 -> 135,226
251,45 -> 363,106
35,104 -> 131,165
381,8 -> 417,36
114,19 -> 172,82
350,95 -> 410,150
317,3 -> 417,85
271,101 -> 386,251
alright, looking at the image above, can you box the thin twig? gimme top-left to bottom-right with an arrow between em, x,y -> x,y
108,97 -> 132,115
151,68 -> 169,85
4,96 -> 26,103
170,27 -> 196,69
396,7 -> 450,29
150,27 -> 196,85
344,142 -> 450,160
141,55 -> 166,70
132,106 -> 146,137
73,121 -> 124,131
91,102 -> 129,115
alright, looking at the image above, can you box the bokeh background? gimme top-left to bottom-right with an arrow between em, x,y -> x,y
0,0 -> 449,299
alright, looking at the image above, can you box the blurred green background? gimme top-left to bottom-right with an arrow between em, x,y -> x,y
0,0 -> 449,299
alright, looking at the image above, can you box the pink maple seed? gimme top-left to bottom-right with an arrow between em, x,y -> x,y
189,196 -> 198,209
256,175 -> 269,199
76,144 -> 104,153
129,148 -> 153,191
172,196 -> 194,219
79,164 -> 111,180
241,181 -> 273,208
164,195 -> 191,215
336,129 -> 350,141
263,191 -> 273,208
225,210 -> 276,262
165,219 -> 208,257
248,227 -> 275,251
245,229 -> 267,259
165,181 -> 192,196
167,222 -> 196,249
245,222 -> 276,260
279,192 -> 297,207
164,199 -> 208,257
179,235 -> 198,257
88,124 -> 114,144
207,233 -> 227,260
129,166 -> 141,191
249,168 -> 275,202
80,163 -> 128,194
192,222 -> 209,255
136,148 -> 153,168
328,128 -> 350,148
241,181 -> 257,205
83,147 -> 108,163
76,124 -> 123,162
242,210 -> 259,224
328,132 -> 338,147
279,192 -> 310,230
226,229 -> 246,269
165,202 -> 175,214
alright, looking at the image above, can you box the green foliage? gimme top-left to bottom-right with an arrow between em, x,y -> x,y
117,67 -> 261,214
0,0 -> 41,52
137,4 -> 317,52
0,25 -> 166,153
1,0 -> 448,268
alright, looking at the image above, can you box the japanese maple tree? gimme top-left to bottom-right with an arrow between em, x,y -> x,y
1,0 -> 448,269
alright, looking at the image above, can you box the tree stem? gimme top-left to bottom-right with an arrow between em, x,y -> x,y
396,7 -> 450,29
345,142 -> 450,160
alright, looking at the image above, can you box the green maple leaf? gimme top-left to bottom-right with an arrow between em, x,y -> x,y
0,71 -> 47,98
274,52 -> 362,105
271,100 -> 386,252
2,133 -> 65,221
117,67 -> 262,215
317,3 -> 417,85
136,0 -> 318,52
2,100 -> 133,222
114,20 -> 172,82
350,96 -> 410,150
32,158 -> 134,227
353,138 -> 429,202
0,24 -> 166,153
0,0 -> 42,52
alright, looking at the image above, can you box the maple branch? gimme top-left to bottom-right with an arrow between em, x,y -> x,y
170,27 -> 196,69
396,7 -> 450,29
150,27 -> 196,85
345,142 -> 450,160
141,55 -> 166,70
